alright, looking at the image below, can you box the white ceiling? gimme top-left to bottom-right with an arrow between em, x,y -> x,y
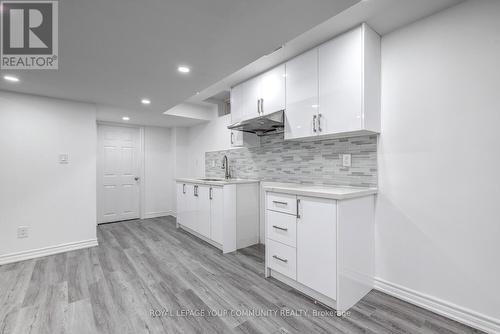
189,0 -> 465,105
0,0 -> 464,127
96,103 -> 214,128
0,0 -> 358,115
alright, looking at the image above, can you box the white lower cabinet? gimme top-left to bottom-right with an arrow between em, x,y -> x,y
210,186 -> 224,244
196,185 -> 211,239
265,191 -> 374,311
176,181 -> 259,253
296,196 -> 337,300
176,183 -> 187,226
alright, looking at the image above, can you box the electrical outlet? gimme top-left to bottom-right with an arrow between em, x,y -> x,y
59,153 -> 69,164
17,226 -> 29,239
342,154 -> 352,167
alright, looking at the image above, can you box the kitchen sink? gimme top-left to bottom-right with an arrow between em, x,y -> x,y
198,178 -> 227,181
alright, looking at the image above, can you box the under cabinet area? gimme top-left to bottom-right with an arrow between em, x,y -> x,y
230,129 -> 259,148
263,184 -> 376,311
176,179 -> 260,253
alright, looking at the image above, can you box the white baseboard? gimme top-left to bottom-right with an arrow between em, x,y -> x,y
0,239 -> 98,265
374,277 -> 500,333
143,210 -> 174,219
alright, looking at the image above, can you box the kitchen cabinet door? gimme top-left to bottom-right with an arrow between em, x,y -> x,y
230,130 -> 259,148
259,64 -> 285,116
196,185 -> 211,238
296,196 -> 337,300
210,186 -> 224,244
243,77 -> 261,120
183,183 -> 196,231
285,49 -> 319,140
319,26 -> 362,135
176,183 -> 187,226
230,130 -> 243,147
230,84 -> 245,124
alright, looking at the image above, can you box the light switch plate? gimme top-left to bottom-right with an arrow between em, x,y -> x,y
342,154 -> 352,167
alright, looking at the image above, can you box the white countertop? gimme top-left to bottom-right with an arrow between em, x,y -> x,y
176,177 -> 260,186
261,182 -> 377,200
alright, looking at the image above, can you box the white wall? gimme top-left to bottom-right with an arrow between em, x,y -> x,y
0,91 -> 97,261
144,126 -> 175,218
177,110 -> 233,177
377,0 -> 500,330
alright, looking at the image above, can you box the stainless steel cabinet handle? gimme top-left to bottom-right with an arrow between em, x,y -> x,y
260,98 -> 264,115
209,187 -> 213,200
317,113 -> 322,132
296,198 -> 301,218
194,185 -> 198,197
183,184 -> 186,194
257,99 -> 260,115
272,225 -> 288,231
230,132 -> 234,144
313,115 -> 317,132
272,255 -> 288,263
272,200 -> 288,206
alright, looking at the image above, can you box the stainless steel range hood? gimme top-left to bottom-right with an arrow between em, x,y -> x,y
227,110 -> 284,136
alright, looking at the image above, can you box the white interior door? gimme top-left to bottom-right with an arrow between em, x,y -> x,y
97,124 -> 141,223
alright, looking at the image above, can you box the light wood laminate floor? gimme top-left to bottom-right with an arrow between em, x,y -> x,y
0,216 -> 482,334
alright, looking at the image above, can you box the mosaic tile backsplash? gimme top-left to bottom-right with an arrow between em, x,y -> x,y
205,133 -> 378,187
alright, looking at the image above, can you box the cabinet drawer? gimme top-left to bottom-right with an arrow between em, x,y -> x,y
266,192 -> 297,215
267,239 -> 297,280
266,210 -> 296,247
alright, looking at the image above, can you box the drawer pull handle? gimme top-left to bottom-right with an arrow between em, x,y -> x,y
296,198 -> 301,218
272,225 -> 288,231
273,255 -> 288,263
272,200 -> 288,206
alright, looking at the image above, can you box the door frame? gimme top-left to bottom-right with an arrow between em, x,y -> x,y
96,121 -> 146,224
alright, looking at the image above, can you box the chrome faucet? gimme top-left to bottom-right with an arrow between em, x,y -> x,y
221,155 -> 230,179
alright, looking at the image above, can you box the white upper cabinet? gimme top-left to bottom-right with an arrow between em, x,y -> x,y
230,83 -> 245,124
243,76 -> 261,120
318,24 -> 381,137
209,186 -> 224,245
259,64 -> 286,116
284,49 -> 319,140
231,64 -> 286,124
230,129 -> 259,148
232,23 -> 380,138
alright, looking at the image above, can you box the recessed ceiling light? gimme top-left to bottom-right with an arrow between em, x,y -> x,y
141,98 -> 151,105
311,104 -> 319,108
178,66 -> 190,73
3,75 -> 19,82
122,116 -> 130,121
